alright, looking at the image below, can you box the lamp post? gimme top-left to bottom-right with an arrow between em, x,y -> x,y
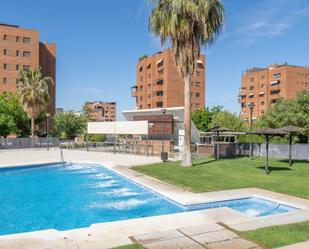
46,113 -> 50,151
161,108 -> 168,161
247,102 -> 255,158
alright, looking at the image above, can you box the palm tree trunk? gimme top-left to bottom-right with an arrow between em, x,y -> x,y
31,117 -> 35,147
181,73 -> 192,167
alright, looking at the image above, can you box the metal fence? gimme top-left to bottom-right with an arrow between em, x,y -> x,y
0,137 -> 59,149
238,143 -> 309,160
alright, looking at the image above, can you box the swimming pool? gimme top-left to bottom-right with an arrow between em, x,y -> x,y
0,163 -> 299,235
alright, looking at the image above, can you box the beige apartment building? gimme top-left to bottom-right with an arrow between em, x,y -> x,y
239,63 -> 309,120
86,101 -> 116,122
131,49 -> 206,112
0,23 -> 56,116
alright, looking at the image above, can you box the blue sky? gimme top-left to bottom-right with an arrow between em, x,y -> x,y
2,0 -> 309,119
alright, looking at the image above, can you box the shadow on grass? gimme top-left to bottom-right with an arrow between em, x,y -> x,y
278,159 -> 309,164
193,159 -> 217,167
256,166 -> 292,173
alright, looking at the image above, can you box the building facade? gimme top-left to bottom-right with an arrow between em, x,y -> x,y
86,101 -> 116,122
131,49 -> 206,112
239,64 -> 309,120
0,23 -> 56,116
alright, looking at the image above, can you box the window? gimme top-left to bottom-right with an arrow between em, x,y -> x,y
16,79 -> 19,85
197,62 -> 204,69
261,75 -> 265,80
3,63 -> 7,70
248,94 -> 254,99
250,86 -> 254,90
147,64 -> 151,69
148,104 -> 151,108
16,65 -> 19,71
250,77 -> 254,83
3,49 -> 7,55
16,36 -> 20,42
270,90 -> 280,95
156,91 -> 163,96
261,110 -> 265,114
158,69 -> 164,75
195,93 -> 200,97
23,51 -> 30,57
148,74 -> 151,79
3,35 -> 7,41
157,60 -> 163,68
261,101 -> 265,105
23,37 -> 31,43
261,84 -> 265,89
241,103 -> 246,108
156,79 -> 163,85
273,73 -> 281,79
23,65 -> 30,70
3,77 -> 7,84
139,105 -> 143,109
156,101 -> 163,107
271,99 -> 277,104
140,75 -> 143,81
195,82 -> 200,87
139,96 -> 143,101
16,50 -> 20,56
196,71 -> 201,76
139,86 -> 143,91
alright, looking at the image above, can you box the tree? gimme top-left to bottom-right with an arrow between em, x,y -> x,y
0,93 -> 30,137
18,68 -> 54,142
259,92 -> 309,142
149,0 -> 225,166
52,112 -> 87,140
211,111 -> 245,132
192,106 -> 224,131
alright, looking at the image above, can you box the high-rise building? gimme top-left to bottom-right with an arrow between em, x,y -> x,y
239,64 -> 309,120
86,101 -> 116,122
0,23 -> 56,116
131,49 -> 206,112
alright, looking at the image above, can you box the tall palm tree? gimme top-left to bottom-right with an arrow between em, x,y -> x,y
149,0 -> 225,166
18,68 -> 54,144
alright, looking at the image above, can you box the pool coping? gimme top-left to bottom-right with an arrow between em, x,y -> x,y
0,158 -> 309,248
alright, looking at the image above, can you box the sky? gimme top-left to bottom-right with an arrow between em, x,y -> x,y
2,0 -> 309,119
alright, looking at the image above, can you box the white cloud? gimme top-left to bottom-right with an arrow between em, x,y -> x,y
229,0 -> 309,44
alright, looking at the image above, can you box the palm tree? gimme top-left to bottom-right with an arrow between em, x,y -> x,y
149,0 -> 225,166
18,68 -> 54,144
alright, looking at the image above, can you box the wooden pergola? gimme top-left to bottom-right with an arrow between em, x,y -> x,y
208,125 -> 233,160
249,128 -> 287,174
276,125 -> 302,166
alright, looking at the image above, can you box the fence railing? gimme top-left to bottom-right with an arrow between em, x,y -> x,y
0,137 -> 59,149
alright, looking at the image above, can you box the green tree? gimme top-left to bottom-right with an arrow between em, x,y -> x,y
192,106 -> 224,131
211,111 -> 245,132
52,112 -> 87,140
259,92 -> 309,142
149,0 -> 225,166
0,93 -> 30,137
18,68 -> 54,142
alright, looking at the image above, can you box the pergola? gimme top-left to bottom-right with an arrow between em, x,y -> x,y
208,125 -> 233,160
276,125 -> 302,166
250,128 -> 287,174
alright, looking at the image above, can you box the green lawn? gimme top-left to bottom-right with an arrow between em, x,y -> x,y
133,157 -> 309,199
239,221 -> 309,248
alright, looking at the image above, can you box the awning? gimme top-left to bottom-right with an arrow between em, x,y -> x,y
270,80 -> 279,85
249,93 -> 254,96
197,60 -> 203,64
156,59 -> 163,64
259,92 -> 265,95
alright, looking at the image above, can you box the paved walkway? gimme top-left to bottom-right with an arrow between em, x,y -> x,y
133,223 -> 261,249
276,241 -> 309,249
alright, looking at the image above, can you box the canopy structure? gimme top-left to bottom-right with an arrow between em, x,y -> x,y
87,121 -> 149,135
276,125 -> 302,166
249,128 -> 287,174
208,125 -> 233,160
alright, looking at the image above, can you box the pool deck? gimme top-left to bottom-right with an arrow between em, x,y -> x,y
0,149 -> 308,249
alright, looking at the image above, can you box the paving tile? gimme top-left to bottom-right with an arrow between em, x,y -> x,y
276,241 -> 309,249
134,230 -> 184,244
77,237 -> 132,249
207,238 -> 261,249
191,229 -> 239,244
145,237 -> 205,249
179,223 -> 224,236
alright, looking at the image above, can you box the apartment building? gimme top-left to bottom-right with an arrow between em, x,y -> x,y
86,101 -> 116,122
0,23 -> 56,116
131,49 -> 206,112
239,64 -> 309,120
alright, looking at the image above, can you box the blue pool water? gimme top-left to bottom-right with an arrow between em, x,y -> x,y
0,163 -> 299,235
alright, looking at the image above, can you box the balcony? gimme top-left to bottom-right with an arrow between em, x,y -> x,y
130,86 -> 138,97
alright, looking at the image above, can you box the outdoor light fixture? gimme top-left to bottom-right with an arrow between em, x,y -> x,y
161,108 -> 168,162
247,102 -> 255,158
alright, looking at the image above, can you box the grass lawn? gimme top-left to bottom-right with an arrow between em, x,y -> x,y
133,156 -> 309,199
239,221 -> 309,248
